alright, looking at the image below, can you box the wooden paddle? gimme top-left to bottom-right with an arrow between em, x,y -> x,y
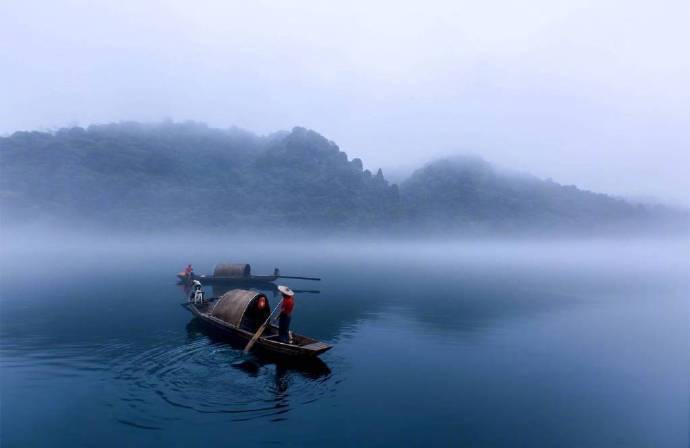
243,299 -> 283,354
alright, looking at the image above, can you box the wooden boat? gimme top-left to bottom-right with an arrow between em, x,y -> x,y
177,263 -> 319,284
178,272 -> 280,283
182,289 -> 332,358
185,319 -> 332,376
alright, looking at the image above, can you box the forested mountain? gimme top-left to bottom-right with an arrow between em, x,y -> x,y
0,122 -> 684,235
399,156 -> 667,234
0,122 -> 399,231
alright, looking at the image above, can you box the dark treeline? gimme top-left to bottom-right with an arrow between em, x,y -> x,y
0,121 -> 685,235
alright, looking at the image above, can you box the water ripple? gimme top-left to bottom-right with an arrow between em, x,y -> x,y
1,329 -> 336,428
108,332 -> 334,425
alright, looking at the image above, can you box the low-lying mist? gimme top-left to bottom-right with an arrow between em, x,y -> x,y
3,229 -> 688,275
1,123 -> 687,238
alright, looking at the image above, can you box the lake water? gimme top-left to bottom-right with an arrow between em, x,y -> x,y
1,238 -> 688,447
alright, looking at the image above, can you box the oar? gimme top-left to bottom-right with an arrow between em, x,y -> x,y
243,299 -> 283,354
276,275 -> 321,281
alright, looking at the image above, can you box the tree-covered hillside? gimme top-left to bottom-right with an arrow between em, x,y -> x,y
0,122 -> 399,231
0,122 -> 684,234
400,156 -> 658,234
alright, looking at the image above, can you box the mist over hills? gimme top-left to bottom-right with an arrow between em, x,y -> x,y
399,156 -> 674,234
0,122 -> 685,235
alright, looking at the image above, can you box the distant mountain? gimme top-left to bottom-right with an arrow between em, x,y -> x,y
399,156 -> 672,234
0,122 -> 685,235
0,122 -> 399,231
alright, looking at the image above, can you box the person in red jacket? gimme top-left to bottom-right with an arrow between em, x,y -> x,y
277,285 -> 295,343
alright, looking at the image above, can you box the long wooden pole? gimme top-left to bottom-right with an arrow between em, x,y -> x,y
276,275 -> 321,281
243,299 -> 283,354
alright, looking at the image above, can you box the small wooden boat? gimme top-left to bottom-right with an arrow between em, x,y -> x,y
177,263 -> 319,284
179,272 -> 280,283
182,289 -> 332,358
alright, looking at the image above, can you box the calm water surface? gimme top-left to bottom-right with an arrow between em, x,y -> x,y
1,238 -> 688,447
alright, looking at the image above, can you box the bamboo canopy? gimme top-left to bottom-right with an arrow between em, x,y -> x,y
210,289 -> 269,330
213,263 -> 251,278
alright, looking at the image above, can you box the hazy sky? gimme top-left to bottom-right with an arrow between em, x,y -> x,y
2,0 -> 688,205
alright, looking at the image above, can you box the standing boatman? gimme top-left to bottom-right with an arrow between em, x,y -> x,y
277,285 -> 295,343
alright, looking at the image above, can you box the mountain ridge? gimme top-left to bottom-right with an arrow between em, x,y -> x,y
0,121 -> 685,235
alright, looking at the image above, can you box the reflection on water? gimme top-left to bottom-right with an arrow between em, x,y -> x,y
111,322 -> 332,428
1,239 -> 688,447
1,323 -> 334,436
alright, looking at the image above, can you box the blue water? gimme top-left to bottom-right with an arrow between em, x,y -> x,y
1,238 -> 688,447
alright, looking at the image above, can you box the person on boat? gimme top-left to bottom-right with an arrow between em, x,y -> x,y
191,279 -> 204,303
277,285 -> 295,343
184,264 -> 194,279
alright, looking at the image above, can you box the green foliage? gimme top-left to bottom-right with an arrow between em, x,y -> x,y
399,156 -> 657,234
0,122 -> 678,234
0,122 -> 398,231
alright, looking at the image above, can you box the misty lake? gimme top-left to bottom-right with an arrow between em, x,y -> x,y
1,238 -> 687,447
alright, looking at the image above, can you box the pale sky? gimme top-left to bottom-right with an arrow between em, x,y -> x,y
1,0 -> 688,205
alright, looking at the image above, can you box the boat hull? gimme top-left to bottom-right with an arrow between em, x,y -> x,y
182,302 -> 332,358
177,273 -> 279,284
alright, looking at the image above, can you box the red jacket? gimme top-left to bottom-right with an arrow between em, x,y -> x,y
281,296 -> 294,316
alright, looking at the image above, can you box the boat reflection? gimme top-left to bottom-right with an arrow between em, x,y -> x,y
184,319 -> 331,380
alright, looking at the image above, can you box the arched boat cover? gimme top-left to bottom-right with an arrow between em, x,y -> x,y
213,263 -> 251,277
210,289 -> 267,327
